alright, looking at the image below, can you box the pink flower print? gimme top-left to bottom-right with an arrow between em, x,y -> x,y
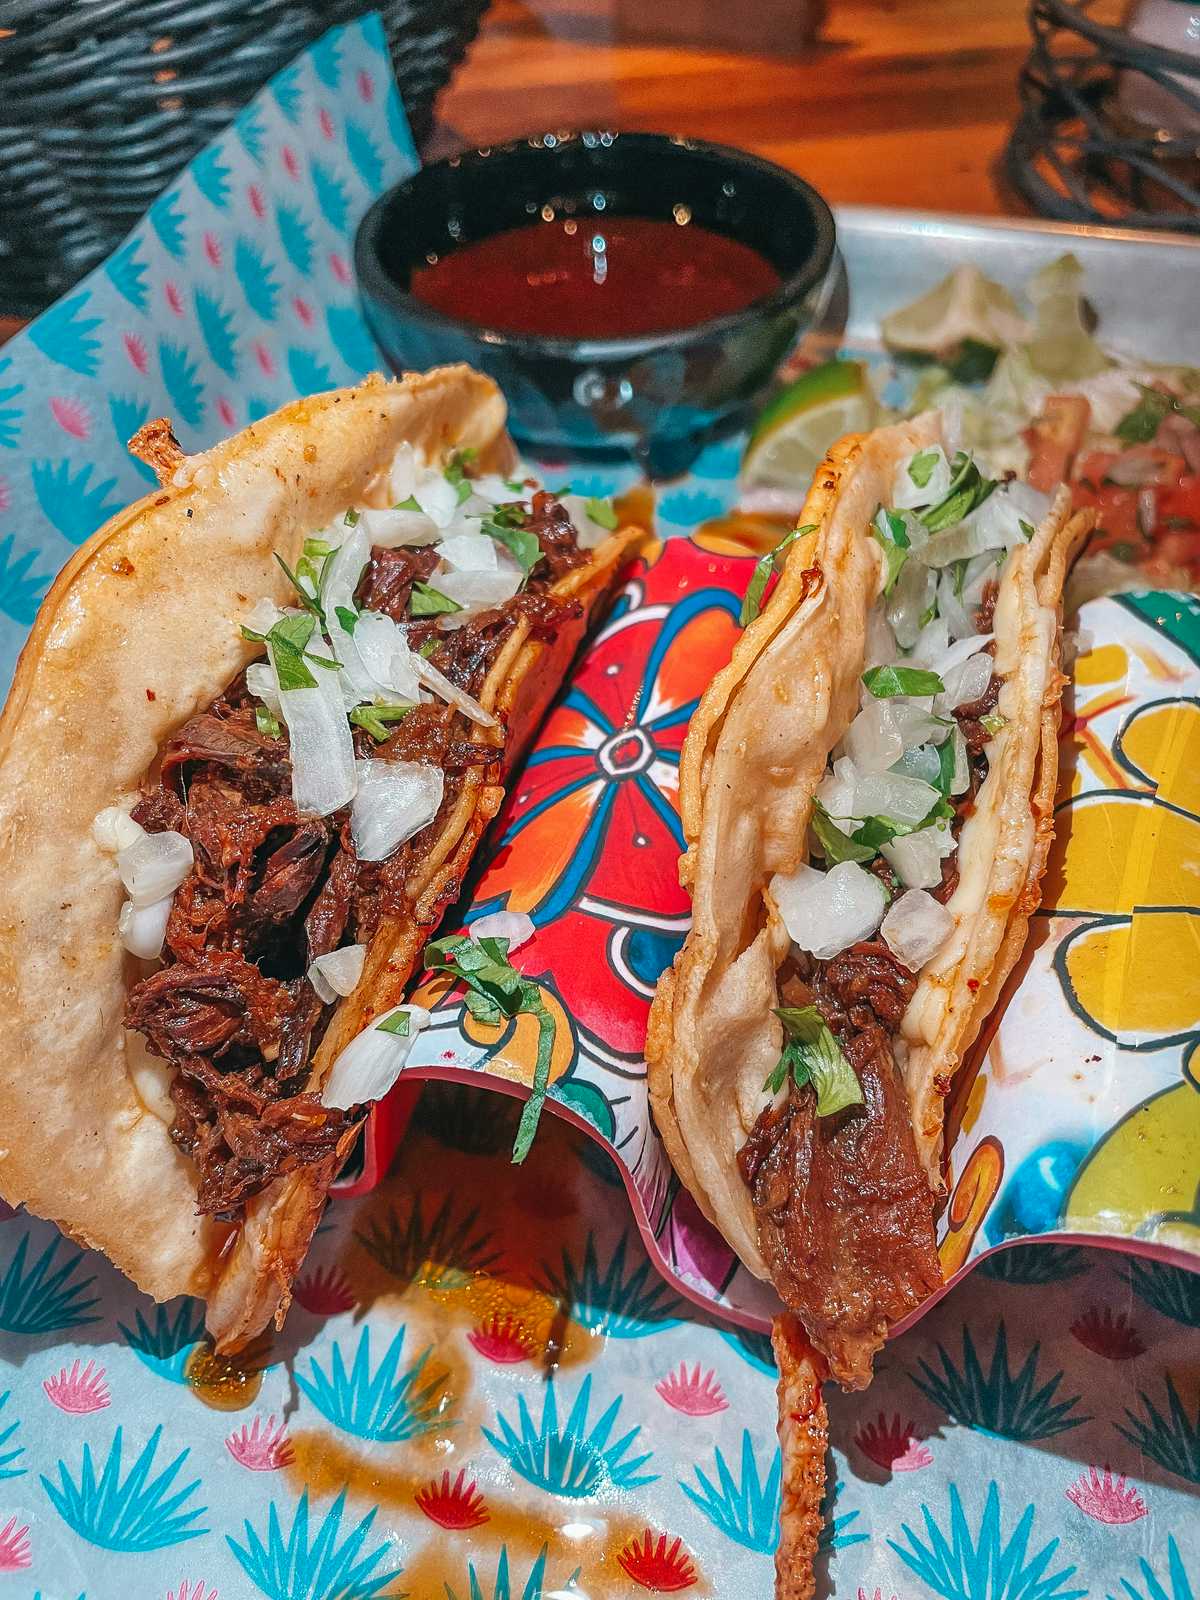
225,1414 -> 294,1472
50,396 -> 90,439
0,1518 -> 30,1571
43,1358 -> 110,1414
655,1361 -> 728,1417
1066,1465 -> 1148,1524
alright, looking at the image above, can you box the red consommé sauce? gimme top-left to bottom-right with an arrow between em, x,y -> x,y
409,215 -> 782,339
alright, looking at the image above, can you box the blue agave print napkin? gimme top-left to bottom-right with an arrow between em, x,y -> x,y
0,13 -> 1196,1598
0,12 -> 416,692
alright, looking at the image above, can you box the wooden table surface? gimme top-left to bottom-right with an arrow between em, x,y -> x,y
433,0 -> 1069,217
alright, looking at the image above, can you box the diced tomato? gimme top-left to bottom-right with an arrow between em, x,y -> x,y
1024,395 -> 1092,491
1071,451 -> 1141,553
1071,449 -> 1200,581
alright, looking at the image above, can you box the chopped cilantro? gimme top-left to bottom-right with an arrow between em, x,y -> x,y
267,613 -> 318,692
255,705 -> 281,738
1115,385 -> 1174,445
376,1010 -> 411,1036
445,448 -> 476,505
862,664 -> 944,698
946,338 -> 999,384
585,496 -> 619,530
907,448 -> 940,489
343,507 -> 359,526
273,551 -> 323,617
334,605 -> 359,635
920,452 -> 997,533
871,506 -> 910,593
1018,518 -> 1036,540
395,494 -> 422,511
484,514 -> 541,577
427,933 -> 555,1163
410,582 -> 463,617
980,709 -> 1008,736
763,1005 -> 863,1117
350,704 -> 411,741
741,524 -> 816,626
418,638 -> 440,659
240,624 -> 266,644
303,537 -> 334,561
810,800 -> 876,865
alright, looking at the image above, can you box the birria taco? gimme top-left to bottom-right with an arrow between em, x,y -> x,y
648,412 -> 1093,1393
0,367 -> 639,1351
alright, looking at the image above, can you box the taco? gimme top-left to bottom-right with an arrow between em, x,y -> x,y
0,367 -> 640,1351
648,412 -> 1092,1390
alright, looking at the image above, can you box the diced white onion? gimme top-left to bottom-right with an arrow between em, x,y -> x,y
892,445 -> 952,510
118,830 -> 194,907
435,530 -> 525,610
909,613 -> 950,668
271,627 -> 357,818
886,561 -> 937,650
865,604 -> 899,667
359,505 -> 440,548
321,1003 -> 431,1110
880,887 -> 955,970
469,910 -> 535,950
559,493 -> 616,550
118,895 -> 173,960
244,597 -> 284,636
927,629 -> 991,677
936,567 -> 975,642
891,742 -> 942,786
93,806 -> 144,855
882,820 -> 956,889
308,943 -> 367,1005
464,472 -> 522,507
414,469 -> 460,528
388,443 -> 417,505
415,653 -> 498,729
439,530 -> 497,572
770,860 -> 888,961
245,662 -> 282,715
843,700 -> 905,773
350,759 -> 444,861
950,725 -> 970,794
917,481 -> 1049,568
935,652 -> 993,713
815,757 -> 859,833
352,610 -> 422,705
852,769 -> 940,826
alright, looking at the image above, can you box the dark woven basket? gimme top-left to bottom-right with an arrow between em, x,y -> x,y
0,0 -> 489,317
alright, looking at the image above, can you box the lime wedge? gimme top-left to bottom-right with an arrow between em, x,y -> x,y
742,360 -> 877,489
881,264 -> 1030,358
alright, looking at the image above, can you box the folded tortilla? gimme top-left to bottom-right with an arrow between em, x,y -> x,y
647,412 -> 1092,1385
0,368 -> 639,1350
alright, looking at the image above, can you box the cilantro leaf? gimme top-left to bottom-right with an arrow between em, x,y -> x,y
741,524 -> 817,626
303,537 -> 334,561
871,506 -> 910,593
350,704 -> 411,741
274,551 -> 324,618
410,581 -> 463,617
483,514 -> 541,576
334,605 -> 359,635
267,613 -> 318,692
811,800 -> 876,865
1115,385 -> 1174,445
585,497 -> 619,530
395,494 -> 422,511
418,639 -> 440,659
343,508 -> 360,526
426,933 -> 555,1163
765,1005 -> 863,1117
907,448 -> 940,489
255,705 -> 281,738
920,452 -> 997,534
445,449 -> 475,505
862,664 -> 945,698
376,1010 -> 411,1036
946,338 -> 999,384
1018,518 -> 1035,541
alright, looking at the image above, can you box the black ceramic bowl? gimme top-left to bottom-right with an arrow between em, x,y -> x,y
355,132 -> 836,475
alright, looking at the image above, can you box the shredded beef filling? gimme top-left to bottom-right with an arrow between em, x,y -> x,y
125,495 -> 587,1219
739,664 -> 1003,1387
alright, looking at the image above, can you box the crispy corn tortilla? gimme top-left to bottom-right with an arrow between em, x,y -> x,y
646,412 -> 1092,1283
0,368 -> 640,1349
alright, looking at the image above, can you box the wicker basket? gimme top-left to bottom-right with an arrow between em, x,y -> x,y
0,0 -> 489,316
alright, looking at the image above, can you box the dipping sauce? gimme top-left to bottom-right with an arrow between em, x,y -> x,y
410,215 -> 783,339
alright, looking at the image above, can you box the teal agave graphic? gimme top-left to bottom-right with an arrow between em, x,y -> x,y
818,1478 -> 867,1552
311,159 -> 350,233
158,341 -> 205,429
1117,1372 -> 1200,1484
538,1231 -> 682,1339
0,1391 -> 25,1479
1125,1258 -> 1200,1328
41,1424 -> 207,1551
276,202 -> 315,276
311,28 -> 343,90
104,236 -> 149,311
192,143 -> 232,209
235,239 -> 281,322
1109,1534 -> 1195,1600
889,1481 -> 1086,1600
355,1192 -> 500,1290
149,188 -> 187,258
271,62 -> 304,124
297,1324 -> 451,1442
228,1488 -> 402,1599
912,1321 -> 1088,1440
235,101 -> 267,165
411,1080 -> 520,1156
980,1243 -> 1088,1285
194,289 -> 239,380
288,348 -> 335,399
716,1326 -> 777,1375
31,459 -> 124,546
28,290 -> 102,377
680,1430 -> 780,1553
108,397 -> 158,485
0,356 -> 23,448
118,1299 -> 206,1384
0,1230 -> 99,1335
346,119 -> 385,190
446,1543 -> 578,1600
0,535 -> 52,626
327,306 -> 379,381
484,1374 -> 656,1497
